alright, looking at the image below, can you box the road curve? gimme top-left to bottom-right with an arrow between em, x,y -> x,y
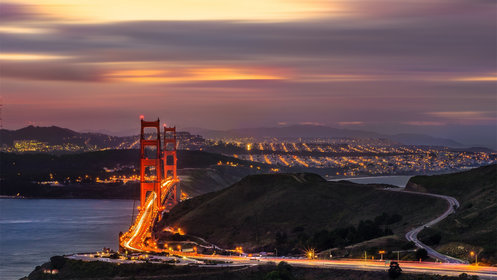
388,188 -> 465,263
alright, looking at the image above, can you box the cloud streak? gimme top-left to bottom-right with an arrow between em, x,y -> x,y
0,0 -> 495,145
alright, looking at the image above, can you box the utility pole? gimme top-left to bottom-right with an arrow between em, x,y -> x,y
379,250 -> 386,261
393,250 -> 400,261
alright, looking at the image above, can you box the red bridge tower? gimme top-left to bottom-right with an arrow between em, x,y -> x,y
139,117 -> 162,209
139,116 -> 180,212
163,124 -> 180,210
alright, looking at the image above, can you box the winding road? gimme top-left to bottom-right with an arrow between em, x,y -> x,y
388,188 -> 465,263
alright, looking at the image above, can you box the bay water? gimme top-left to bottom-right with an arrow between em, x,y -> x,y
0,199 -> 134,279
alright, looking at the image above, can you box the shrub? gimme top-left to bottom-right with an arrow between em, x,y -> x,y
50,256 -> 66,270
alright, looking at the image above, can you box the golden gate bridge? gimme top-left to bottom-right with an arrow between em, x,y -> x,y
119,117 -> 180,252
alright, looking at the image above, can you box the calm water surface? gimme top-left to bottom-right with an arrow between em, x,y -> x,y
0,199 -> 134,279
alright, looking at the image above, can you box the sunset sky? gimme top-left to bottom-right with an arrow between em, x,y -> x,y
0,0 -> 495,146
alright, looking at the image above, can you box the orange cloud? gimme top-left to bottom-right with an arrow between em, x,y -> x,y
105,67 -> 286,83
450,73 -> 497,82
16,0 -> 345,22
0,53 -> 71,60
0,26 -> 52,34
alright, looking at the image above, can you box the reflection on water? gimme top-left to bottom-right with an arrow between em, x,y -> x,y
0,199 -> 134,279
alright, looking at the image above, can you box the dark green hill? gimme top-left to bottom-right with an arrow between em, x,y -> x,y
161,173 -> 446,253
407,164 -> 497,264
0,125 -> 77,145
0,149 -> 266,181
406,164 -> 496,200
0,125 -> 127,148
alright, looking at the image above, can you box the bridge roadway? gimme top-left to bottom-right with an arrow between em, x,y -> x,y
121,179 -> 176,252
121,192 -> 157,251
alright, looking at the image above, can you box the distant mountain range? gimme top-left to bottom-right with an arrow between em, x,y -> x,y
1,126 -> 79,145
0,125 -> 131,149
187,124 -> 473,148
0,126 -> 206,152
1,125 -> 493,151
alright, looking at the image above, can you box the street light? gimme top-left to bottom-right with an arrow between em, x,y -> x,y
379,250 -> 386,261
306,248 -> 315,260
470,251 -> 478,266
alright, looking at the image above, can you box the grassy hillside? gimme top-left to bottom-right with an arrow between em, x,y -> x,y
406,164 -> 496,200
161,173 -> 446,254
407,164 -> 497,264
179,166 -> 263,197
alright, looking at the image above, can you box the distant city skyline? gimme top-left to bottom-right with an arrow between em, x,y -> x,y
1,0 -> 495,147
